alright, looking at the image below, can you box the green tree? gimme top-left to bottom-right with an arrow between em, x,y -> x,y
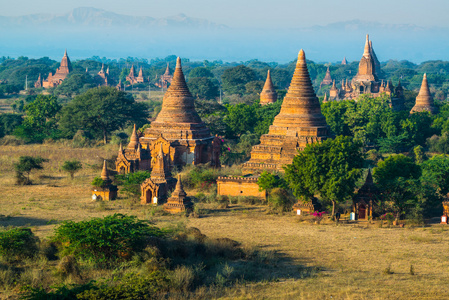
53,73 -> 97,97
257,171 -> 288,191
13,95 -> 61,142
284,136 -> 365,217
373,154 -> 422,220
221,65 -> 256,95
61,160 -> 83,179
224,103 -> 257,138
14,156 -> 48,185
187,77 -> 219,100
189,67 -> 214,78
0,228 -> 39,261
59,87 -> 148,144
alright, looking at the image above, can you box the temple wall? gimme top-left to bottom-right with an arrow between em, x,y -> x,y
217,177 -> 267,199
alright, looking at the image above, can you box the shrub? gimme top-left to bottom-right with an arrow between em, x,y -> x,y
91,177 -> 106,188
115,171 -> 152,197
14,156 -> 48,185
267,188 -> 295,212
0,228 -> 39,261
20,282 -> 98,300
61,160 -> 82,179
52,214 -> 163,266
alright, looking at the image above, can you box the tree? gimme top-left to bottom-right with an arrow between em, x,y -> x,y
13,95 -> 61,142
284,136 -> 365,217
53,73 -> 97,97
59,87 -> 148,144
224,103 -> 257,138
221,65 -> 256,95
373,154 -> 422,220
61,160 -> 83,179
257,171 -> 288,191
187,77 -> 219,100
189,67 -> 214,78
14,156 -> 48,185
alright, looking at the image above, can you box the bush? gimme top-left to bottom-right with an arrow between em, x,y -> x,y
14,156 -> 48,185
268,188 -> 295,212
115,171 -> 152,197
61,160 -> 82,179
91,177 -> 106,188
0,228 -> 39,261
52,214 -> 163,266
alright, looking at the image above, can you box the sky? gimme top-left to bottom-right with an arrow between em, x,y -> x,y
2,0 -> 449,28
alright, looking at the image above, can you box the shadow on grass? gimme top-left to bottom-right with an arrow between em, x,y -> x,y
196,205 -> 262,218
0,216 -> 57,227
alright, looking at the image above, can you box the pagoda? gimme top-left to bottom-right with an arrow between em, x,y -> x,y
341,57 -> 347,65
163,174 -> 193,213
43,49 -> 72,88
155,63 -> 173,89
320,66 -> 333,88
260,70 -> 278,105
136,67 -> 145,83
243,50 -> 330,174
92,160 -> 118,201
352,169 -> 379,220
410,74 -> 438,114
126,65 -> 140,84
96,64 -> 108,86
118,57 -> 220,173
34,74 -> 43,88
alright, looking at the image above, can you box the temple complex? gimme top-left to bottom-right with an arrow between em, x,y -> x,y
243,49 -> 330,174
140,144 -> 176,205
410,74 -> 438,114
352,169 -> 378,220
96,64 -> 108,86
155,63 -> 173,89
163,175 -> 194,213
259,70 -> 278,105
42,50 -> 72,88
116,57 -> 220,175
92,160 -> 118,201
320,67 -> 333,88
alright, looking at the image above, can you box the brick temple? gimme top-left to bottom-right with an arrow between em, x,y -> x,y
116,57 -> 220,174
40,49 -> 72,88
155,63 -> 173,89
243,49 -> 330,174
126,65 -> 145,84
260,70 -> 278,105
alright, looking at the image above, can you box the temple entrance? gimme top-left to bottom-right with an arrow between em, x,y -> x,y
144,190 -> 152,204
358,204 -> 366,219
359,86 -> 364,93
119,167 -> 126,175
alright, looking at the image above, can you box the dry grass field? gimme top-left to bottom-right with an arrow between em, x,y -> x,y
0,144 -> 449,299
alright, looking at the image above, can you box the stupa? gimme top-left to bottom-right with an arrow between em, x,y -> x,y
352,169 -> 378,220
92,160 -> 118,201
139,57 -> 221,169
320,66 -> 333,88
163,174 -> 193,213
115,124 -> 151,174
96,64 -> 108,86
410,74 -> 438,114
155,63 -> 173,89
243,50 -> 330,174
260,70 -> 278,105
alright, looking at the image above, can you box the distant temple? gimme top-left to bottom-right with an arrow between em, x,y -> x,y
155,63 -> 173,89
259,70 -> 278,105
410,74 -> 438,114
126,65 -> 145,85
34,74 -> 43,88
243,50 -> 330,174
116,57 -> 221,175
96,64 -> 108,86
41,49 -> 72,88
327,35 -> 404,110
341,57 -> 347,65
320,66 -> 333,88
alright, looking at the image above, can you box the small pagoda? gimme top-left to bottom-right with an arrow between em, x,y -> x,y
43,49 -> 72,88
243,49 -> 330,174
92,160 -> 118,201
352,169 -> 379,220
410,74 -> 438,114
260,70 -> 278,105
115,124 -> 151,174
320,66 -> 333,88
163,175 -> 193,213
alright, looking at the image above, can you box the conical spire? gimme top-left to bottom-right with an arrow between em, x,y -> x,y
164,63 -> 170,75
172,174 -> 187,198
119,143 -> 123,153
151,143 -> 168,179
330,80 -> 337,90
129,65 -> 135,77
101,63 -> 104,72
153,57 -> 202,124
411,74 -> 437,114
260,70 -> 278,105
363,34 -> 370,58
323,93 -> 328,103
64,49 -> 67,57
57,49 -> 72,73
342,57 -> 347,65
365,168 -> 373,185
271,49 -> 328,129
127,124 -> 140,149
101,160 -> 109,181
138,67 -> 143,77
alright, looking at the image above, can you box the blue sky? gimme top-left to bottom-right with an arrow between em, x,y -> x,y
2,0 -> 449,28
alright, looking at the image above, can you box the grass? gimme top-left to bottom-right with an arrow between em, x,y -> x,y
0,144 -> 449,299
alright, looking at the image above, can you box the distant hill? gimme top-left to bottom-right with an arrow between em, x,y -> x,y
0,7 -> 227,30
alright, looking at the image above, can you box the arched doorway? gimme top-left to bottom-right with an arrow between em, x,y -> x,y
358,204 -> 366,219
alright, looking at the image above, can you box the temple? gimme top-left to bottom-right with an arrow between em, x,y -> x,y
327,35 -> 404,109
96,64 -> 108,86
116,57 -> 220,174
352,169 -> 379,220
341,57 -> 347,65
259,70 -> 278,105
92,160 -> 118,201
320,66 -> 333,88
243,49 -> 330,174
155,63 -> 173,89
42,50 -> 72,88
163,175 -> 193,213
126,65 -> 144,84
34,74 -> 42,88
410,74 -> 438,114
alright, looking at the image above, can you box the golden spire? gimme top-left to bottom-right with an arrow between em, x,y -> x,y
323,93 -> 328,103
331,79 -> 337,90
260,70 -> 277,105
127,124 -> 140,149
411,74 -> 437,114
101,160 -> 109,181
172,174 -> 187,198
363,34 -> 370,58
